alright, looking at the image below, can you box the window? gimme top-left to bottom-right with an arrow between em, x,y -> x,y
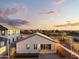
41,44 -> 51,50
13,30 -> 15,35
46,44 -> 51,50
9,39 -> 10,44
13,38 -> 14,42
41,44 -> 45,50
1,31 -> 5,35
0,31 -> 1,35
26,44 -> 30,49
17,37 -> 18,40
34,44 -> 37,49
8,30 -> 10,35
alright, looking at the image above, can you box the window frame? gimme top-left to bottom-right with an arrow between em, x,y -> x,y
34,44 -> 37,49
26,44 -> 30,49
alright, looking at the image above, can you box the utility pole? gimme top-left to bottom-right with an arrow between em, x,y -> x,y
69,36 -> 73,58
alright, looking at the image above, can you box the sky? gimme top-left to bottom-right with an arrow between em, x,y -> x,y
0,0 -> 79,30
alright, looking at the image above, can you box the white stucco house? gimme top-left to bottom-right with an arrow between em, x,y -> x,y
0,23 -> 21,44
16,32 -> 58,55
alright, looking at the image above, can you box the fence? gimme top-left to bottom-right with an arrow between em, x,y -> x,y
56,43 -> 79,59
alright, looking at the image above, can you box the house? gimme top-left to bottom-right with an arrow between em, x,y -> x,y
0,23 -> 21,44
0,24 -> 8,47
16,32 -> 58,55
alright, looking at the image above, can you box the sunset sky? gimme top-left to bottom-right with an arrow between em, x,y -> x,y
0,0 -> 79,29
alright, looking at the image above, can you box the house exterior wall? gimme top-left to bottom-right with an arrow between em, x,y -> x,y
0,29 -> 20,44
16,35 -> 56,53
7,29 -> 20,43
0,24 -> 21,45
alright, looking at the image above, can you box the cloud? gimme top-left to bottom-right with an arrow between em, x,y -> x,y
40,11 -> 54,14
0,4 -> 29,26
7,5 -> 28,20
0,9 -> 5,17
0,7 -> 17,17
0,16 -> 29,26
39,10 -> 61,16
0,4 -> 27,19
4,7 -> 18,16
53,0 -> 64,5
40,10 -> 55,14
9,19 -> 29,26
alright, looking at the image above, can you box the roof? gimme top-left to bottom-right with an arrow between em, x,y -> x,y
0,25 -> 8,30
16,32 -> 58,43
0,23 -> 20,30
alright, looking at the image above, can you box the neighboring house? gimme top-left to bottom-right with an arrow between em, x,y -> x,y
0,24 -> 8,47
0,23 -> 21,44
16,32 -> 58,54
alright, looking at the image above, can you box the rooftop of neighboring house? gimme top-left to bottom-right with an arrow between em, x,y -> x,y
0,25 -> 7,30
